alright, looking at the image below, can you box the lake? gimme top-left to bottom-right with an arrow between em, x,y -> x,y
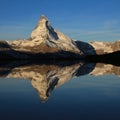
0,60 -> 120,120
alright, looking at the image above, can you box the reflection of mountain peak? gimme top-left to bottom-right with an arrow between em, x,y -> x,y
3,63 -> 76,101
0,60 -> 120,102
0,61 -> 94,102
90,63 -> 120,76
26,63 -> 83,101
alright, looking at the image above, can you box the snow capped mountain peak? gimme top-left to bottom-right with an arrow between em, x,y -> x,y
2,15 -> 98,58
30,15 -> 59,41
29,15 -> 82,53
40,15 -> 48,21
30,15 -> 49,40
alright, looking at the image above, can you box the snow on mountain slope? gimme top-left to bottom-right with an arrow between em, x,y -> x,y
90,40 -> 120,54
5,63 -> 83,101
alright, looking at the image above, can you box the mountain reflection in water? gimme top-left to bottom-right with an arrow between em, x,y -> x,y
0,60 -> 120,102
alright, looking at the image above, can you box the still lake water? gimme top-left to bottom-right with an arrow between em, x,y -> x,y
0,61 -> 120,120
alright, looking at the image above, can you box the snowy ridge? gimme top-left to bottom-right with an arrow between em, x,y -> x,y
90,40 -> 120,54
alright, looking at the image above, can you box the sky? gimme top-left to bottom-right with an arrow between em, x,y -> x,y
0,0 -> 120,42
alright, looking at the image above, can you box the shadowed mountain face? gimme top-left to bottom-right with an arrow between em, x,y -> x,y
0,60 -> 120,102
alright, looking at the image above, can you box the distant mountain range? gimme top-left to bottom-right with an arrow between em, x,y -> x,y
0,15 -> 119,59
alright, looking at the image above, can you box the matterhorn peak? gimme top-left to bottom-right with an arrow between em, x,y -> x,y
40,15 -> 48,21
30,15 -> 59,41
35,15 -> 49,28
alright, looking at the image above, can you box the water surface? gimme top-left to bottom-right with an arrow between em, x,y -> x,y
0,61 -> 120,120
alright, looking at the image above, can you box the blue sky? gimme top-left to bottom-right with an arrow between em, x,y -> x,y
0,0 -> 120,42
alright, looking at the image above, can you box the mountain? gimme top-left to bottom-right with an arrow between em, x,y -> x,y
9,16 -> 80,54
0,15 -> 95,59
0,15 -> 120,59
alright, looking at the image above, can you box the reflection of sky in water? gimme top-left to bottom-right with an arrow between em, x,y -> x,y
0,74 -> 120,120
